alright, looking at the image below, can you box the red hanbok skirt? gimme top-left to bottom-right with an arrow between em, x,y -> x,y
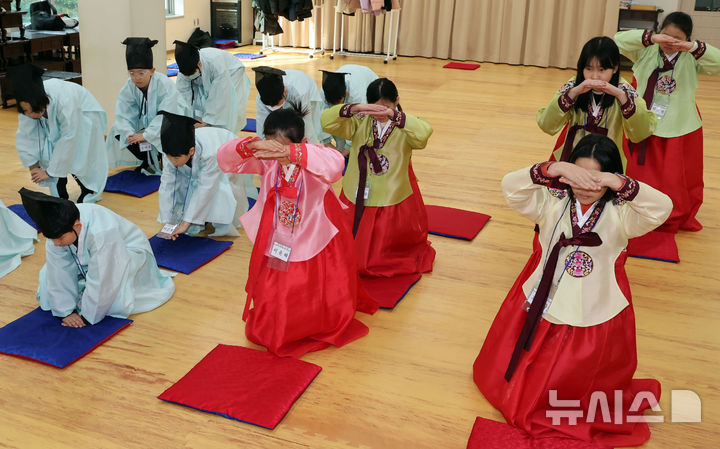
623,128 -> 704,232
473,238 -> 659,447
339,165 -> 435,277
243,191 -> 377,358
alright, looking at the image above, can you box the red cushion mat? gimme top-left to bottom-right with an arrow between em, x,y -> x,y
426,205 -> 490,240
466,417 -> 610,449
627,230 -> 679,263
360,274 -> 421,309
158,344 -> 321,429
444,62 -> 480,70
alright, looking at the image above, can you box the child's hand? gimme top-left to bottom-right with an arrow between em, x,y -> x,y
595,82 -> 628,104
252,140 -> 290,160
651,33 -> 679,46
30,169 -> 49,184
62,313 -> 86,328
367,106 -> 395,121
128,133 -> 146,144
194,121 -> 208,128
569,79 -> 606,99
249,139 -> 284,152
171,221 -> 191,240
351,104 -> 389,116
548,162 -> 602,191
668,40 -> 694,53
590,171 -> 625,191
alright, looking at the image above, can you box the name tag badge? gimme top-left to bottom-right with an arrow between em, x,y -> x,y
139,142 -> 152,152
270,241 -> 291,262
650,102 -> 668,119
157,223 -> 177,239
267,239 -> 292,272
522,286 -> 555,314
355,186 -> 370,200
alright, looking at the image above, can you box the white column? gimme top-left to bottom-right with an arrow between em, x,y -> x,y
77,0 -> 167,129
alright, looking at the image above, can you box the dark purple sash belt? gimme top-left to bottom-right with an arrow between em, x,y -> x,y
504,231 -> 603,381
629,55 -> 675,166
353,140 -> 383,237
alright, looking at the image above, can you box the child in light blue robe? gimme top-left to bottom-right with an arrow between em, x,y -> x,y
253,66 -> 325,142
156,112 -> 250,239
19,188 -> 175,328
174,40 -> 251,133
11,64 -> 108,204
318,64 -> 379,153
106,37 -> 179,174
0,198 -> 38,279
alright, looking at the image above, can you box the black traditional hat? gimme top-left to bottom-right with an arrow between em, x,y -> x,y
122,37 -> 158,70
173,40 -> 200,76
252,66 -> 286,86
252,66 -> 286,106
320,70 -> 349,104
19,188 -> 79,239
158,111 -> 197,156
319,70 -> 349,85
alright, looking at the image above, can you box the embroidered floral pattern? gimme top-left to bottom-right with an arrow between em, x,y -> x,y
570,200 -> 605,234
370,154 -> 390,175
548,187 -> 567,199
278,200 -> 302,227
656,75 -> 677,95
692,41 -> 706,60
392,110 -> 406,128
620,83 -> 638,99
339,103 -> 356,117
289,143 -> 304,165
559,80 -> 575,94
558,91 -> 575,112
236,137 -> 258,158
619,84 -> 637,118
283,165 -> 300,185
530,162 -> 553,185
615,174 -> 639,201
371,118 -> 397,150
642,30 -> 654,47
612,197 -> 627,206
565,250 -> 594,277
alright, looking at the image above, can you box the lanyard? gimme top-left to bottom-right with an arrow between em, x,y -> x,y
139,90 -> 148,122
273,165 -> 303,234
67,243 -> 87,280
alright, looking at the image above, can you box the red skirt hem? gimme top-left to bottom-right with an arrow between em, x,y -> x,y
244,191 -> 376,358
339,165 -> 435,277
473,239 -> 656,447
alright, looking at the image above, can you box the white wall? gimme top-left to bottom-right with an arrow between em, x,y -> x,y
78,0 -> 167,128
165,0 -> 211,51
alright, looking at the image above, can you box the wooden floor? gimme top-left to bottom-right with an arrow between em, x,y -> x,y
0,46 -> 718,449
